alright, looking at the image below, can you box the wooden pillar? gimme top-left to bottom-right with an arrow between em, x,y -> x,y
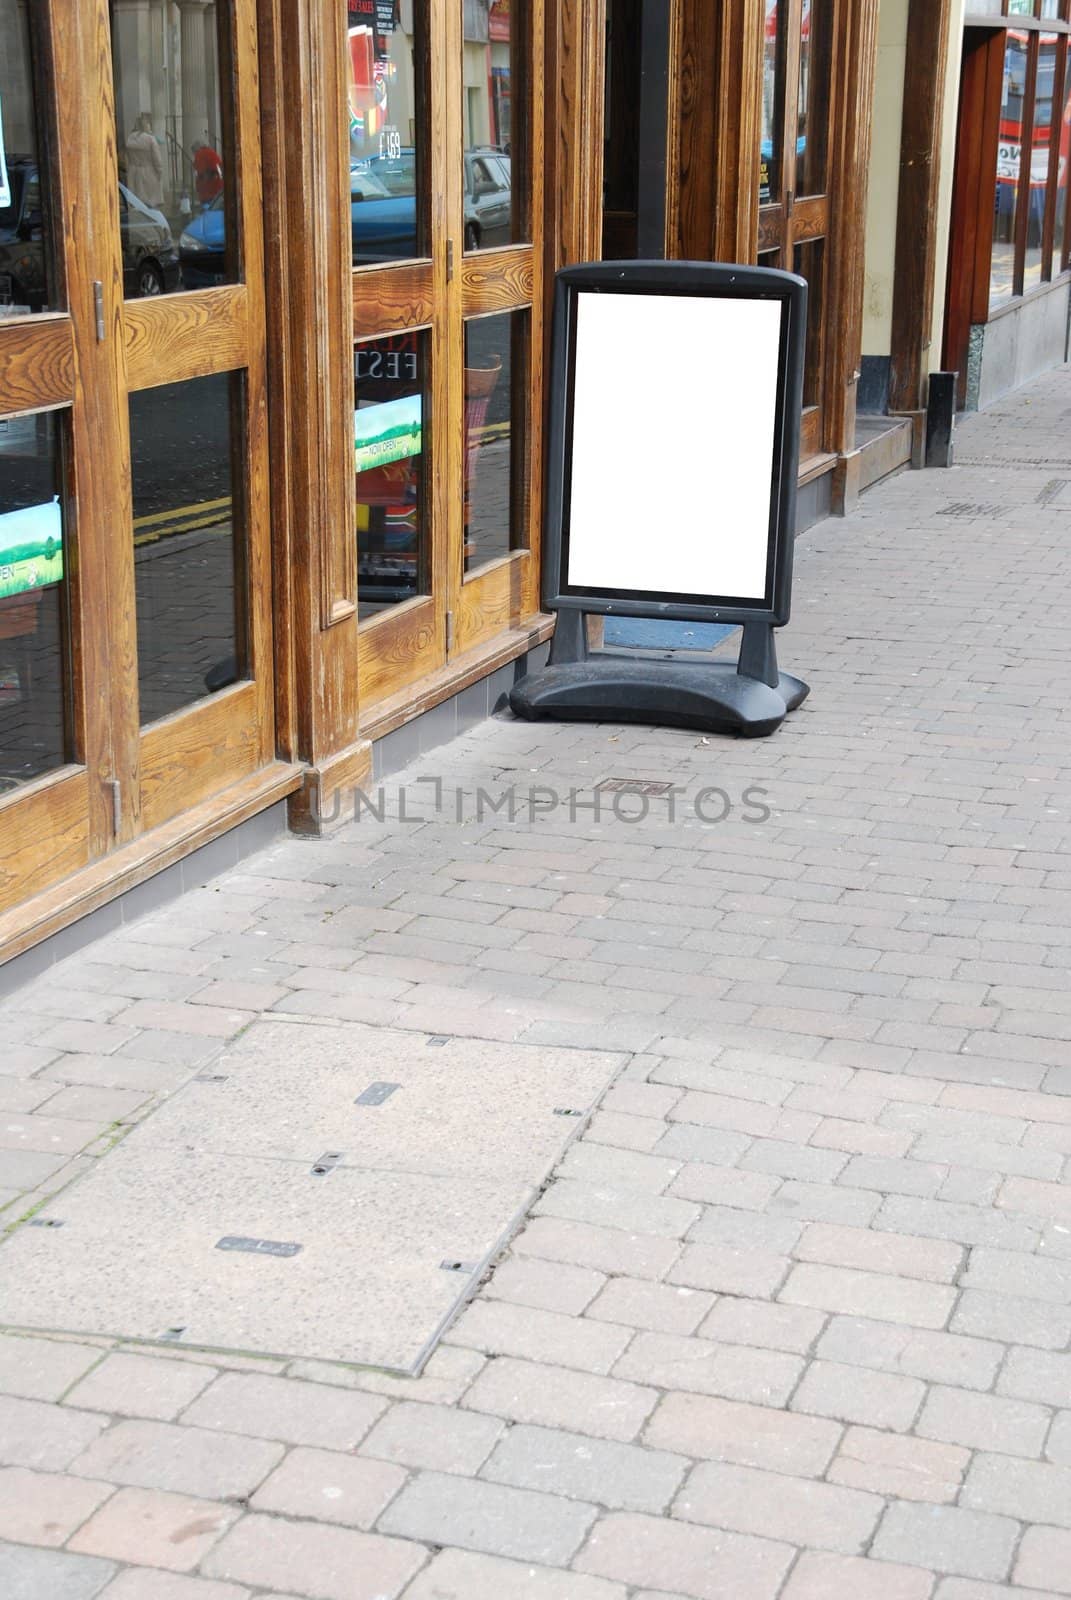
888,0 -> 955,420
258,0 -> 369,833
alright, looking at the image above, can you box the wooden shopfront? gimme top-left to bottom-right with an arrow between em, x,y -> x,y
0,0 -> 881,967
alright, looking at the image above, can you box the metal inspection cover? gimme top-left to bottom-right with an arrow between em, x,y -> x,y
0,1020 -> 624,1372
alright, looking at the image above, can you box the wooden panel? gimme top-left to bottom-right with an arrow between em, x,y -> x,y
0,761 -> 302,966
0,772 -> 90,917
758,207 -> 786,253
889,0 -> 955,413
792,196 -> 829,244
460,248 -> 535,314
139,682 -> 261,833
456,552 -> 533,654
123,287 -> 250,392
799,405 -> 821,460
353,263 -> 436,337
357,597 -> 439,710
0,316 -> 74,415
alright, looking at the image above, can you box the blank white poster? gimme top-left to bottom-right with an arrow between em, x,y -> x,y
566,292 -> 782,600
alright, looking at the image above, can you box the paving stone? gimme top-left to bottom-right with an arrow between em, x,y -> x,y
377,1468 -> 595,1563
512,1217 -> 683,1279
790,1361 -> 925,1432
645,1391 -> 840,1477
916,1387 -> 1051,1458
404,1549 -> 625,1598
534,1179 -> 701,1239
463,1356 -> 657,1441
870,1504 -> 1019,1583
70,1420 -> 283,1500
827,1427 -> 967,1503
179,1373 -> 387,1448
38,1087 -> 149,1124
98,1573 -> 250,1600
485,1255 -> 605,1314
0,1333 -> 102,1401
482,1423 -> 687,1513
780,1263 -> 956,1329
614,1331 -> 804,1406
815,1317 -> 1003,1390
1046,1409 -> 1071,1464
667,1163 -> 782,1210
585,1276 -> 715,1335
0,1541 -> 117,1600
66,1353 -> 214,1420
781,1552 -> 936,1600
360,1401 -> 504,1474
961,1452 -> 1071,1527
1013,1525 -> 1071,1594
793,1224 -> 963,1283
769,1180 -> 882,1227
697,1298 -> 827,1354
936,1584 -> 1066,1600
0,1467 -> 113,1547
250,1446 -> 406,1527
68,1487 -> 238,1573
0,1395 -> 107,1470
202,1514 -> 427,1600
446,1298 -> 631,1374
674,1459 -> 883,1554
666,1240 -> 791,1298
573,1511 -> 794,1599
287,1345 -> 486,1407
997,1347 -> 1071,1407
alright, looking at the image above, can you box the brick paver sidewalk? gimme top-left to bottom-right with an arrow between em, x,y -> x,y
2,367 -> 1071,1598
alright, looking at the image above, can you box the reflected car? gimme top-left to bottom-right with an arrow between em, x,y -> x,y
0,158 -> 180,309
463,149 -> 512,250
178,195 -> 227,289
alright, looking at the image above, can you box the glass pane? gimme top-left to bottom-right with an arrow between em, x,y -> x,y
1007,0 -> 1034,13
1053,43 -> 1071,273
991,33 -> 1028,309
760,2 -> 787,205
350,1 -> 426,265
796,0 -> 834,197
130,375 -> 245,725
110,0 -> 235,296
356,332 -> 428,618
0,7 -> 59,315
1026,35 -> 1060,290
463,0 -> 529,250
1040,0 -> 1061,17
0,411 -> 70,791
464,310 -> 528,577
793,237 -> 825,409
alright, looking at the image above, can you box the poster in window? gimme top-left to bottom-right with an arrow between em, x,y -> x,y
0,498 -> 63,601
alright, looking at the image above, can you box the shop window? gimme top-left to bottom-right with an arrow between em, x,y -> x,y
355,330 -> 429,618
463,0 -> 529,251
129,374 -> 247,725
110,1 -> 237,297
796,0 -> 834,199
0,412 -> 71,792
349,1 -> 427,266
463,310 -> 529,577
1052,44 -> 1071,275
991,31 -> 1027,309
0,8 -> 60,316
1025,35 -> 1061,292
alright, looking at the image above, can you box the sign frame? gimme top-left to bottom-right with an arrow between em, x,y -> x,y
542,259 -> 808,629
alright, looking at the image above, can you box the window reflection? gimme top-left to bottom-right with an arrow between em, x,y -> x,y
796,0 -> 833,198
760,2 -> 785,205
1026,36 -> 1060,292
1053,47 -> 1071,276
0,412 -> 70,791
356,332 -> 428,618
110,0 -> 236,296
349,2 -> 426,265
463,0 -> 528,249
991,34 -> 1027,309
0,7 -> 58,315
464,311 -> 528,577
129,375 -> 246,725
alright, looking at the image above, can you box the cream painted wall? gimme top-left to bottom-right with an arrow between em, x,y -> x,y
930,0 -> 967,363
862,0 -> 909,357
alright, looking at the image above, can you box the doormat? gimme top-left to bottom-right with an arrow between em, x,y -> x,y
0,1019 -> 623,1374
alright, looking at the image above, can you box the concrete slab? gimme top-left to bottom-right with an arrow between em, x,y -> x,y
0,1022 -> 625,1371
151,1020 -> 619,1182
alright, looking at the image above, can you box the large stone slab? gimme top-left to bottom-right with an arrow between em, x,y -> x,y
0,1021 -> 625,1371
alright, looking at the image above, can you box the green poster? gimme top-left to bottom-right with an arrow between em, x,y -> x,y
355,394 -> 422,474
0,498 -> 63,600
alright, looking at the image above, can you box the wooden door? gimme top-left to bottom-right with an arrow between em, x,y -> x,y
757,0 -> 836,460
353,0 -> 543,712
0,0 -> 275,924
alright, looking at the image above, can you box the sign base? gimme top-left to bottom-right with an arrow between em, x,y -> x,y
510,614 -> 808,740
